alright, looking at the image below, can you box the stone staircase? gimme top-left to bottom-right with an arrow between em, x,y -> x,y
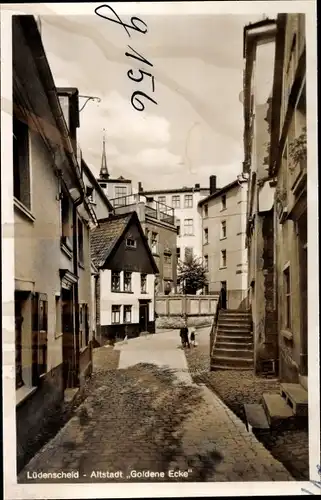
244,382 -> 308,432
210,309 -> 253,371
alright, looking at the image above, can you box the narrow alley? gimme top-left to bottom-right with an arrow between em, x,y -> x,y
19,329 -> 293,483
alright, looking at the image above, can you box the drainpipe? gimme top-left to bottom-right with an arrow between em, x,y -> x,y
72,194 -> 84,387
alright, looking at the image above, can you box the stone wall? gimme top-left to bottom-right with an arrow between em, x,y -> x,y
156,294 -> 218,329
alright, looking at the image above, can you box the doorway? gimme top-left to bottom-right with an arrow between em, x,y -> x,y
139,301 -> 149,332
297,212 -> 307,378
221,281 -> 227,309
15,292 -> 26,389
61,287 -> 75,389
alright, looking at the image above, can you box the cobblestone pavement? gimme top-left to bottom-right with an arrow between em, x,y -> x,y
185,328 -> 309,480
19,330 -> 294,483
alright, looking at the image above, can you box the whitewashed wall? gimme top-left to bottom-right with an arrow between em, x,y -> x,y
100,269 -> 155,326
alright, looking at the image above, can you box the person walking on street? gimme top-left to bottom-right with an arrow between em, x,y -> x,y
180,315 -> 190,348
190,328 -> 196,347
183,317 -> 190,348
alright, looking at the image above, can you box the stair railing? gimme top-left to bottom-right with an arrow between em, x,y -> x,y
210,290 -> 222,359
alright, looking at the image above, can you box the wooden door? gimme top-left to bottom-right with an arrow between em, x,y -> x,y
61,288 -> 74,389
139,303 -> 149,332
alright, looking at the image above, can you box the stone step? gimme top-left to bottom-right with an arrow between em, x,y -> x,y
244,403 -> 270,430
219,311 -> 251,316
262,393 -> 294,428
216,334 -> 253,343
218,315 -> 252,322
213,347 -> 254,359
217,323 -> 252,331
210,363 -> 253,371
280,383 -> 308,417
221,309 -> 251,314
212,355 -> 253,368
219,313 -> 251,319
215,341 -> 253,350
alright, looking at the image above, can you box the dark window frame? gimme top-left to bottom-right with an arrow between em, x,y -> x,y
124,272 -> 132,292
13,115 -> 31,210
123,305 -> 132,323
111,305 -> 121,324
111,271 -> 121,292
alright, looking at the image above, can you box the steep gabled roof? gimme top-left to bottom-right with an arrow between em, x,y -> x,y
90,212 -> 158,273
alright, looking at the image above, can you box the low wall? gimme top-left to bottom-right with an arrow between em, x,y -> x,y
156,294 -> 218,329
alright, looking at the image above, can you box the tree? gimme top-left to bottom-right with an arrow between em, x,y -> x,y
178,256 -> 208,295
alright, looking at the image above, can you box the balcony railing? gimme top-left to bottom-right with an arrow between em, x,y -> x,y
110,193 -> 175,226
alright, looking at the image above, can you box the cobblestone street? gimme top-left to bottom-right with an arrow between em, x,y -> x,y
185,328 -> 309,480
18,329 -> 296,483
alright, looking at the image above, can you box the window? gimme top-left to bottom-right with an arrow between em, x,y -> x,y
78,219 -> 84,264
141,274 -> 147,293
184,219 -> 194,235
111,271 -> 121,292
164,254 -> 172,265
221,195 -> 226,210
124,272 -> 132,292
158,196 -> 166,205
185,247 -> 193,261
204,204 -> 208,217
112,305 -> 121,324
221,250 -> 227,268
124,305 -> 132,323
145,228 -> 150,242
126,238 -> 136,248
221,220 -> 227,239
176,247 -> 181,260
176,219 -> 181,236
151,232 -> 158,254
204,228 -> 208,244
114,186 -> 127,206
184,194 -> 193,208
284,267 -> 291,329
86,186 -> 95,204
204,255 -> 208,270
61,193 -> 72,250
13,116 -> 31,209
172,195 -> 180,208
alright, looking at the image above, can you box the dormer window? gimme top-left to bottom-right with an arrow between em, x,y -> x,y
126,238 -> 136,248
86,186 -> 95,204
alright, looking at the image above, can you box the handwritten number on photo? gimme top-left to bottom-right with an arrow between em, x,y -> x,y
125,46 -> 153,68
131,91 -> 158,112
94,4 -> 148,37
95,4 -> 157,111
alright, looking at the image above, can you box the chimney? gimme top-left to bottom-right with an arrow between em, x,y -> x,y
138,182 -> 143,193
209,175 -> 217,194
195,183 -> 200,189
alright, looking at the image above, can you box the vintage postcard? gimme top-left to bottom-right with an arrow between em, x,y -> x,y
1,1 -> 319,498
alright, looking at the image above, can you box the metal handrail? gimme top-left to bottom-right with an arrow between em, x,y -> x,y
210,289 -> 222,359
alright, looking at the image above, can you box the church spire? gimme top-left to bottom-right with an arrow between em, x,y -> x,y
99,129 -> 109,179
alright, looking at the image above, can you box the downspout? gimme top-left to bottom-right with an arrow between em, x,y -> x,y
73,194 -> 84,387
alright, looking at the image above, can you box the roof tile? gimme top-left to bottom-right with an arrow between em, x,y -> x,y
90,213 -> 132,268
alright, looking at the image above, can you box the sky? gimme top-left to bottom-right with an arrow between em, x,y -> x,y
39,8 -> 264,191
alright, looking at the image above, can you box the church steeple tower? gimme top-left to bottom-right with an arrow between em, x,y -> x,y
99,129 -> 109,180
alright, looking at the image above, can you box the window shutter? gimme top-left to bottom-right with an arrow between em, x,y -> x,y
32,292 -> 48,385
